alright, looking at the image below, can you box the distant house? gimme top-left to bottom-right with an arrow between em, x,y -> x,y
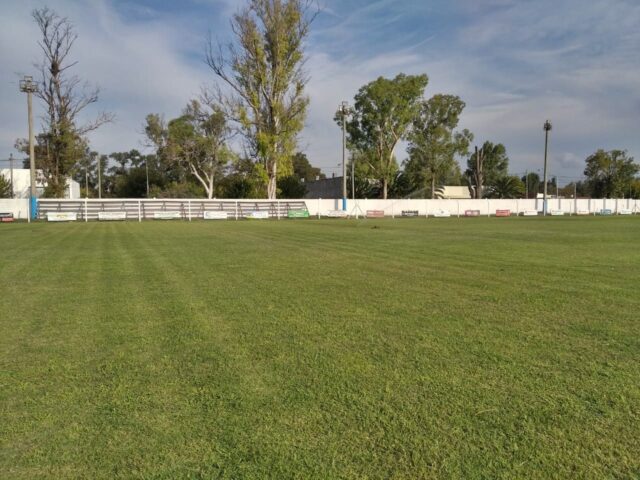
0,169 -> 80,199
435,186 -> 471,200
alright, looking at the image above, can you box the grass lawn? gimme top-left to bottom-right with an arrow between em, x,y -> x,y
1,217 -> 639,479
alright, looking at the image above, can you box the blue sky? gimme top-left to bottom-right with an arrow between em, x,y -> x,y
1,0 -> 639,184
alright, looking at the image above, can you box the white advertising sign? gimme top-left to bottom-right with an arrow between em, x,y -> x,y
98,211 -> 127,221
523,210 -> 538,217
204,211 -> 229,220
247,211 -> 269,219
47,212 -> 78,222
619,209 -> 633,216
550,210 -> 565,216
325,210 -> 349,218
433,210 -> 451,218
154,211 -> 182,220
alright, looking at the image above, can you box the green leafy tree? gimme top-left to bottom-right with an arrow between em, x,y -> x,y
72,148 -> 98,197
347,155 -> 379,199
0,174 -> 12,198
486,175 -> 524,199
465,142 -> 509,198
277,176 -> 307,198
165,101 -> 234,199
341,73 -> 429,199
406,94 -> 472,198
219,157 -> 268,198
206,0 -> 314,199
629,179 -> 640,199
584,150 -> 639,198
292,152 -> 324,182
521,172 -> 541,199
387,170 -> 414,198
559,181 -> 590,198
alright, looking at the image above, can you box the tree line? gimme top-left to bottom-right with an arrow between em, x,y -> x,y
11,2 -> 640,200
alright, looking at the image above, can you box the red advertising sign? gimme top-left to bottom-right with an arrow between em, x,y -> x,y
495,210 -> 511,217
366,210 -> 385,218
465,210 -> 481,217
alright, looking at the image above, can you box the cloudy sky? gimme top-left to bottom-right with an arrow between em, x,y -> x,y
1,0 -> 639,184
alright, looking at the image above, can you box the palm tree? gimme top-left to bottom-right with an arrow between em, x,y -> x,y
486,176 -> 525,199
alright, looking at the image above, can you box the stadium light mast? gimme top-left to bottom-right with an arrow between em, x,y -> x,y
19,75 -> 38,220
543,120 -> 552,216
337,101 -> 353,211
9,154 -> 14,199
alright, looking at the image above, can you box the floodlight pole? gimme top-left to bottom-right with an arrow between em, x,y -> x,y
9,154 -> 14,198
543,120 -> 552,216
20,76 -> 38,220
337,101 -> 352,211
97,155 -> 102,199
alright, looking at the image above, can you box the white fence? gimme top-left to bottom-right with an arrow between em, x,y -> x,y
2,198 -> 639,222
36,199 -> 310,221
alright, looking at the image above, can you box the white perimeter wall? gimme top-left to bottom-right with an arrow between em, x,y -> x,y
0,199 -> 29,219
306,198 -> 640,217
4,198 -> 640,221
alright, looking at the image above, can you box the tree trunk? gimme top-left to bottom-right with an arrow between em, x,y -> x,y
267,161 -> 277,199
382,178 -> 388,199
431,176 -> 436,199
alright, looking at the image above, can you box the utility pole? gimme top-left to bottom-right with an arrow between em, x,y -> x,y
474,146 -> 484,199
97,155 -> 102,199
19,76 -> 38,220
351,156 -> 355,201
145,158 -> 150,197
85,155 -> 89,198
543,120 -> 552,216
337,101 -> 352,211
9,154 -> 14,198
525,169 -> 528,199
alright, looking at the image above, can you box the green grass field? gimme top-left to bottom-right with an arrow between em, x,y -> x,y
1,217 -> 639,479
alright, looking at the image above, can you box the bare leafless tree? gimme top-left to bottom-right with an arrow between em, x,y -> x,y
29,7 -> 113,197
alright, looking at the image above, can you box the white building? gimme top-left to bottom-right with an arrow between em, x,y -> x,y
435,186 -> 472,200
0,168 -> 80,199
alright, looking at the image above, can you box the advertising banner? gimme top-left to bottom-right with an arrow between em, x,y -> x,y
247,211 -> 270,220
204,211 -> 229,220
287,210 -> 309,219
154,211 -> 182,220
98,211 -> 127,221
47,212 -> 78,222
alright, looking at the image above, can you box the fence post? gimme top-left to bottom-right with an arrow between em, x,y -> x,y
235,200 -> 238,220
277,199 -> 280,220
317,198 -> 321,220
487,199 -> 490,217
84,198 -> 88,222
188,200 -> 192,221
138,200 -> 142,222
391,201 -> 394,219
